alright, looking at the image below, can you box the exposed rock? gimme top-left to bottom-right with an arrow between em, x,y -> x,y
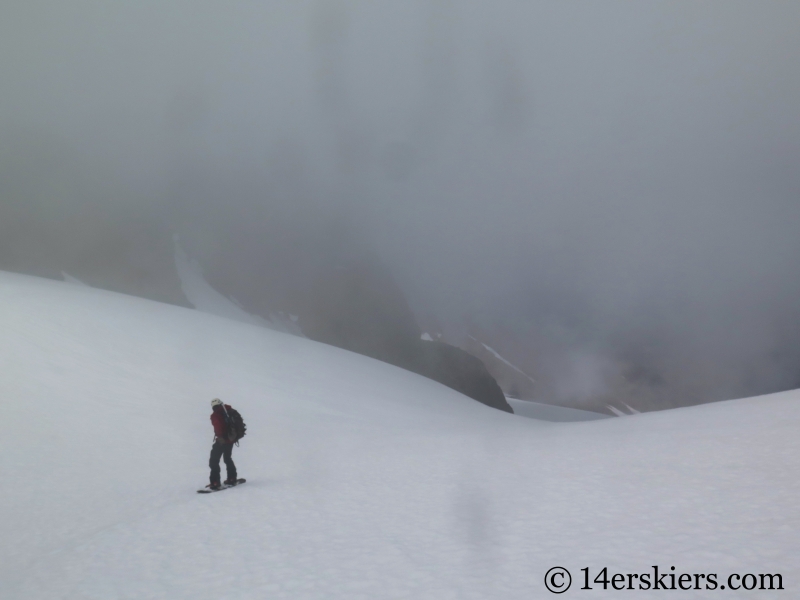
298,262 -> 512,412
297,261 -> 422,364
410,340 -> 512,413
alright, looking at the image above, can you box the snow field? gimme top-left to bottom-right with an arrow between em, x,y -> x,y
1,270 -> 798,599
506,398 -> 610,422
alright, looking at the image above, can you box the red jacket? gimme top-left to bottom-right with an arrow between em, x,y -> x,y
211,404 -> 234,443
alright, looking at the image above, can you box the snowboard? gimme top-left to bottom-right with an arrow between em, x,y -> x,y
197,478 -> 246,493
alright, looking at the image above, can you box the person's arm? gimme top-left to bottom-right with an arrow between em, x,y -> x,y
211,413 -> 228,443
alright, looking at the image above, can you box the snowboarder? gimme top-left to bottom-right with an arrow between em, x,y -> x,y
206,398 -> 238,491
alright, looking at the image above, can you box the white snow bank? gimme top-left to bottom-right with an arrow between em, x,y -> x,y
173,238 -> 302,336
1,270 -> 799,599
61,271 -> 88,286
174,238 -> 271,328
607,404 -> 628,417
507,398 -> 610,422
623,402 -> 641,415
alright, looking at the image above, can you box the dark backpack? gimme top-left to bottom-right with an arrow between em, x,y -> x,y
222,406 -> 247,445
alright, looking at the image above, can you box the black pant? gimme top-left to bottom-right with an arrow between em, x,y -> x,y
209,441 -> 236,484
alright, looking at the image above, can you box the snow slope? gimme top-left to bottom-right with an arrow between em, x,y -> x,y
174,239 -> 272,328
1,271 -> 798,599
507,398 -> 610,422
174,239 -> 304,336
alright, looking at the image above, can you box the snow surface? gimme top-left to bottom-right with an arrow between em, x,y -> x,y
174,238 -> 303,336
174,238 -> 271,328
2,270 -> 799,599
607,405 -> 629,417
61,271 -> 88,286
507,398 -> 610,422
623,402 -> 641,415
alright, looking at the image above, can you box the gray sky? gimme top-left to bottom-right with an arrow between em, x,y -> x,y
2,1 -> 800,406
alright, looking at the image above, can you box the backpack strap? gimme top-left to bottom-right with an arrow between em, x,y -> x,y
220,404 -> 239,444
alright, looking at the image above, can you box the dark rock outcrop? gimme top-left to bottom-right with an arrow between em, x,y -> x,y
410,340 -> 512,412
298,262 -> 512,413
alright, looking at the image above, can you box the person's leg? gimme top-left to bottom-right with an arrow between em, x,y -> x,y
209,442 -> 224,485
223,443 -> 237,482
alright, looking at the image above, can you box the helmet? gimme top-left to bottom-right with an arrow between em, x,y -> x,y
211,398 -> 223,407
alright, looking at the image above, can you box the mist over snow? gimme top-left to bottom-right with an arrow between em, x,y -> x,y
2,1 -> 800,411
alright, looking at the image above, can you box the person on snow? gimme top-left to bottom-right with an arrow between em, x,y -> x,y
207,398 -> 238,490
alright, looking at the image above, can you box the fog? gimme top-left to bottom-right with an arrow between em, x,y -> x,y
2,1 -> 799,409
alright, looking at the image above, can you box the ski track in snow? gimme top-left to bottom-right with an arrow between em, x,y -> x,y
1,270 -> 799,599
